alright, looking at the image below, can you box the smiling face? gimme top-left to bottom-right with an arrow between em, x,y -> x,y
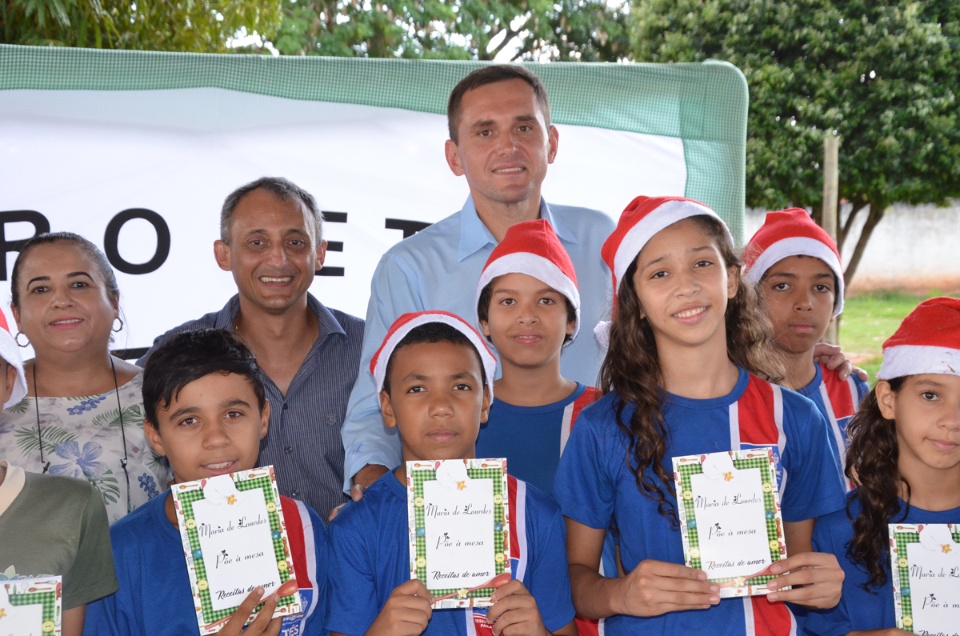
144,371 -> 269,484
879,374 -> 960,483
444,78 -> 559,215
760,255 -> 836,356
12,242 -> 119,357
480,272 -> 574,372
380,340 -> 491,464
629,217 -> 737,355
214,188 -> 326,315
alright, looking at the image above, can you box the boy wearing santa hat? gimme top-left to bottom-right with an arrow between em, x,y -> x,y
325,310 -> 577,636
743,209 -> 869,490
474,219 -> 601,496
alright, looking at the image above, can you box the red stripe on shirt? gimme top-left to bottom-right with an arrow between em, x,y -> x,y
738,376 -> 779,446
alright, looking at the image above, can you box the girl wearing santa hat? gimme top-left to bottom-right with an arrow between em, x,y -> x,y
806,296 -> 960,635
553,196 -> 846,635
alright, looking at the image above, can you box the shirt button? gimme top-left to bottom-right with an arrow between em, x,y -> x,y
282,403 -> 288,410
292,489 -> 300,497
284,446 -> 293,454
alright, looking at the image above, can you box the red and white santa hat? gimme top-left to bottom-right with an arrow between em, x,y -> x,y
877,297 -> 960,380
742,208 -> 845,317
370,310 -> 498,397
601,195 -> 733,296
0,311 -> 27,409
476,219 -> 580,341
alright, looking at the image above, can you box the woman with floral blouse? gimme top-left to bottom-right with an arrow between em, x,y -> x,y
0,232 -> 170,522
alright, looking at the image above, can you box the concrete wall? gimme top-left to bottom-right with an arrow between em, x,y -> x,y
745,203 -> 960,293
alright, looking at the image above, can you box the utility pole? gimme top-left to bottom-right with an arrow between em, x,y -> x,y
822,135 -> 840,344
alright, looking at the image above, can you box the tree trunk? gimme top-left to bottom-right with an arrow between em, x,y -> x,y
838,201 -> 867,254
843,202 -> 886,286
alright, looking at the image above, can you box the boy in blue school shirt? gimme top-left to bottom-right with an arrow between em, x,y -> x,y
325,311 -> 576,636
742,208 -> 869,491
474,218 -> 601,496
84,329 -> 327,636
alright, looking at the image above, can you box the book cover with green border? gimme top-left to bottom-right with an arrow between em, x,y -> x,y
889,522 -> 960,633
406,458 -> 510,608
0,576 -> 61,635
673,448 -> 787,598
171,466 -> 300,634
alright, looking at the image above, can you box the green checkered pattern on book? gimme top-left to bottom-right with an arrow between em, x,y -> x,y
7,589 -> 58,631
677,455 -> 781,585
411,467 -> 507,598
0,45 -> 747,243
178,477 -> 295,625
892,527 -> 960,633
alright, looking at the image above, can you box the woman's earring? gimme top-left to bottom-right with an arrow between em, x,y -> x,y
14,331 -> 29,348
112,316 -> 124,333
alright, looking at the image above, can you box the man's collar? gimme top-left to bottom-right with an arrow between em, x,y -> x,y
457,196 -> 577,262
226,293 -> 345,342
307,293 -> 347,340
457,196 -> 497,261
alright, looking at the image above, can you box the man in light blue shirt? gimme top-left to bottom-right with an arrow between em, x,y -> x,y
341,65 -> 615,494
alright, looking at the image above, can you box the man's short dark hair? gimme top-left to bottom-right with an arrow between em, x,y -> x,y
142,329 -> 266,427
476,281 -> 577,344
220,177 -> 323,244
382,322 -> 487,394
447,65 -> 552,143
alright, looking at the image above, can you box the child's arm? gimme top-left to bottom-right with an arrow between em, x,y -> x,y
768,519 -> 844,609
485,579 -> 576,636
353,579 -> 432,636
566,519 -> 719,619
62,605 -> 85,636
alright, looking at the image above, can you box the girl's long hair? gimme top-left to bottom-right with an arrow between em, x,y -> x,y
598,215 -> 782,523
845,378 -> 907,589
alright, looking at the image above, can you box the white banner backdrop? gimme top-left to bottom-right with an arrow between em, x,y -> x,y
1,87 -> 686,355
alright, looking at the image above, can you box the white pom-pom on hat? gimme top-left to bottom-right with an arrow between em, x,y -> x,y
0,311 -> 27,408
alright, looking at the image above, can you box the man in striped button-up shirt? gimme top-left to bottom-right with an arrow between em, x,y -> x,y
139,176 -> 364,519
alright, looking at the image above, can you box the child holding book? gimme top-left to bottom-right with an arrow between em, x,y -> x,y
743,208 -> 869,489
325,311 -> 576,636
83,329 -> 327,636
1,312 -> 117,636
554,195 -> 846,635
474,219 -> 601,495
805,296 -> 960,635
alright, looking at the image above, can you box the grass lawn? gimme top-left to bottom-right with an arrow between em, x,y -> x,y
838,290 -> 946,383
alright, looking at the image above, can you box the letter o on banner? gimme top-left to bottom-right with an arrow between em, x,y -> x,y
104,208 -> 171,275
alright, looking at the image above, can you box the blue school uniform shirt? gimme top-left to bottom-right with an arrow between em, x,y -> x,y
796,364 -> 869,492
476,383 -> 600,495
83,489 -> 328,635
325,471 -> 575,636
554,367 -> 846,636
806,495 -> 960,635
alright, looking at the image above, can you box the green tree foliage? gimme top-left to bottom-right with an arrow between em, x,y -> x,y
3,0 -> 628,60
631,0 -> 960,282
268,0 -> 629,61
2,0 -> 283,52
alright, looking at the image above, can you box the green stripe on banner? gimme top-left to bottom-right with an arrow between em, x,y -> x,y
0,44 -> 747,240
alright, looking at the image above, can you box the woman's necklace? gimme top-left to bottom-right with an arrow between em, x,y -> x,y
34,357 -> 131,513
